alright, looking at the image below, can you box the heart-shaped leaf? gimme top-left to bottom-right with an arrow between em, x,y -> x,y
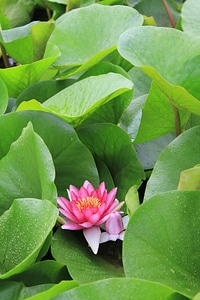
0,21 -> 55,64
181,0 -> 200,37
52,277 -> 188,300
0,111 -> 99,198
118,26 -> 200,121
144,126 -> 200,200
77,123 -> 145,200
0,77 -> 8,115
0,198 -> 58,279
123,190 -> 200,298
17,73 -> 133,127
44,4 -> 143,75
0,122 -> 57,215
51,229 -> 124,284
0,56 -> 58,98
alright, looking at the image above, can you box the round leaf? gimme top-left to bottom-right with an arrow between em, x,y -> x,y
51,229 -> 124,284
77,123 -> 145,200
123,190 -> 200,298
17,73 -> 133,127
53,278 -> 188,300
0,77 -> 8,115
0,198 -> 58,279
181,0 -> 200,38
44,4 -> 143,74
144,126 -> 200,200
118,26 -> 200,117
0,111 -> 99,198
0,122 -> 57,215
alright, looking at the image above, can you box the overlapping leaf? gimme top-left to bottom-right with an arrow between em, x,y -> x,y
0,198 -> 58,279
44,4 -> 143,76
0,111 -> 99,197
144,126 -> 200,200
17,73 -> 133,127
118,26 -> 200,140
0,122 -> 57,215
123,190 -> 200,298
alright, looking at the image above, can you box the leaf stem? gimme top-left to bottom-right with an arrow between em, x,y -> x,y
173,106 -> 181,137
0,43 -> 9,68
162,0 -> 176,28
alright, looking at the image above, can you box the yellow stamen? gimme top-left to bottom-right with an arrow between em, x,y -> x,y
76,196 -> 101,211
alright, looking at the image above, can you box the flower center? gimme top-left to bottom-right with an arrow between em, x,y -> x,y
76,196 -> 101,211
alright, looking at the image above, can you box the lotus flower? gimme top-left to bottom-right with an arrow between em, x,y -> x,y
57,180 -> 120,254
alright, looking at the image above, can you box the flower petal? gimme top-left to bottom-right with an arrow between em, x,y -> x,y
105,212 -> 123,234
62,221 -> 83,230
99,232 -> 110,244
83,226 -> 101,254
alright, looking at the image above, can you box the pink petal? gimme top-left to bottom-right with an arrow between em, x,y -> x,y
105,212 -> 123,234
62,221 -> 83,230
80,221 -> 93,228
59,208 -> 79,223
96,182 -> 106,198
69,185 -> 79,197
83,226 -> 101,254
83,180 -> 95,194
87,213 -> 101,225
78,186 -> 89,198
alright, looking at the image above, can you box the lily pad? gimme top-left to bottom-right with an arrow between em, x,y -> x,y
77,123 -> 145,200
44,4 -> 143,75
123,190 -> 200,298
0,111 -> 99,198
118,26 -> 200,134
53,277 -> 188,300
17,73 -> 133,127
51,229 -> 124,284
144,126 -> 200,200
0,122 -> 57,215
0,198 -> 58,279
181,0 -> 200,38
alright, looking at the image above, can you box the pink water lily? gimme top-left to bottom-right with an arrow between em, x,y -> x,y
57,180 -> 120,254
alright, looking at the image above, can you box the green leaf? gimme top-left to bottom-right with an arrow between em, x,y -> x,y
51,229 -> 124,284
8,260 -> 70,285
125,185 -> 140,217
0,281 -> 24,300
77,123 -> 145,201
134,0 -> 181,27
25,280 -> 78,300
0,56 -> 58,98
0,198 -> 58,279
16,78 -> 75,108
181,0 -> 200,37
123,190 -> 200,298
193,292 -> 200,300
144,126 -> 200,200
1,0 -> 35,28
44,4 -> 143,75
17,73 -> 133,127
0,111 -> 99,198
52,278 -> 188,300
0,21 -> 55,64
132,83 -> 189,143
0,77 -> 8,115
118,26 -> 200,117
0,122 -> 57,215
177,165 -> 200,191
